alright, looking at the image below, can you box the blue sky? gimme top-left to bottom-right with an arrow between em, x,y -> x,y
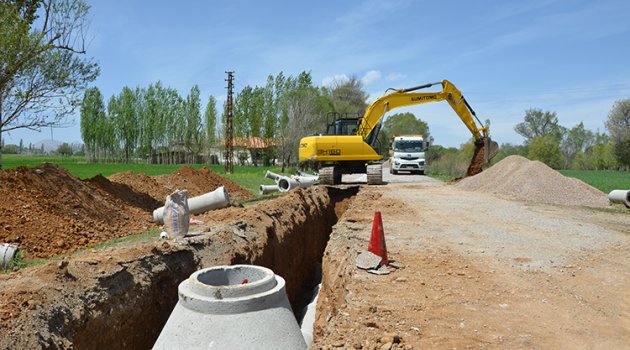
6,0 -> 630,148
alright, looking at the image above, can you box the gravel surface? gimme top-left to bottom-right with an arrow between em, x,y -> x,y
454,155 -> 609,208
316,177 -> 630,349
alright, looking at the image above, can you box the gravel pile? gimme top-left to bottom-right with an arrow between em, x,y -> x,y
454,155 -> 609,207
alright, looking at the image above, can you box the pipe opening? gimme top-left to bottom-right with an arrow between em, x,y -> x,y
196,266 -> 266,286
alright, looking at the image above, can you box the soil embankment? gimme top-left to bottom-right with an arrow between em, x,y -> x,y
0,186 -> 356,349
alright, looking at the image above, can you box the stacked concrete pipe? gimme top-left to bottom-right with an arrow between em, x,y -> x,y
154,265 -> 307,349
296,170 -> 319,179
608,189 -> 630,208
277,175 -> 317,192
153,186 -> 230,224
265,170 -> 282,182
264,170 -> 318,193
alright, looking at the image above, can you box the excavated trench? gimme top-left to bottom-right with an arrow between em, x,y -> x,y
0,186 -> 358,349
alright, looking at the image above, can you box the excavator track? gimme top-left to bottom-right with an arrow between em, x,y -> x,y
319,166 -> 341,185
366,164 -> 383,185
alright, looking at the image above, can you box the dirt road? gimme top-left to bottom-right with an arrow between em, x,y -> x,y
314,174 -> 630,349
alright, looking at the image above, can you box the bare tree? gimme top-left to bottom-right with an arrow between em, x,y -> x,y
0,0 -> 99,168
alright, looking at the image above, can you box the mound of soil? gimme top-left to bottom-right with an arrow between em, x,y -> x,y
85,175 -> 162,212
0,164 -> 254,260
155,166 -> 254,202
0,164 -> 152,259
454,155 -> 609,207
111,166 -> 254,203
108,171 -> 171,202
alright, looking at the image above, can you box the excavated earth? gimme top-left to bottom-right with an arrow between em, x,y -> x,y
0,181 -> 356,349
0,164 -> 254,259
0,158 -> 629,350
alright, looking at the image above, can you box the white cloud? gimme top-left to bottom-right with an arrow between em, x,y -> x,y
361,70 -> 382,85
322,74 -> 349,87
386,73 -> 406,81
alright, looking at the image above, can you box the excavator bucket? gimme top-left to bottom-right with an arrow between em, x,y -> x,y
466,138 -> 499,177
484,137 -> 499,163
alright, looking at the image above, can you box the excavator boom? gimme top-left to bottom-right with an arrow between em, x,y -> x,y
357,80 -> 487,142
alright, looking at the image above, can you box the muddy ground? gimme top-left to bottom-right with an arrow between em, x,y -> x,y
0,164 -> 628,349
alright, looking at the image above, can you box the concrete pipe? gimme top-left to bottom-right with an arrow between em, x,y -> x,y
292,175 -> 318,187
277,176 -> 300,192
296,171 -> 319,179
277,175 -> 318,193
608,189 -> 630,208
299,283 -> 321,347
154,265 -> 307,349
153,186 -> 231,223
0,243 -> 19,269
259,184 -> 280,195
265,170 -> 282,182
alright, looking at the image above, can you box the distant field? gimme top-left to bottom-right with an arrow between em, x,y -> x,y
1,154 -> 284,195
560,170 -> 630,194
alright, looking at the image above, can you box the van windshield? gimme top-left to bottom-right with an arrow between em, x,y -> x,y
394,140 -> 424,152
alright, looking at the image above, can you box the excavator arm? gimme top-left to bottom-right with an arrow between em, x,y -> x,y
358,80 -> 487,141
356,79 -> 498,175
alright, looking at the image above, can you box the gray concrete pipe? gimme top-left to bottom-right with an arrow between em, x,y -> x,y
259,184 -> 280,195
265,170 -> 282,182
296,171 -> 319,179
277,176 -> 300,192
153,186 -> 231,223
154,265 -> 308,349
608,189 -> 630,208
299,283 -> 321,347
0,243 -> 19,269
277,175 -> 317,192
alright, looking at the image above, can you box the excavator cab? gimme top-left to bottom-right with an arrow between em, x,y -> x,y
325,112 -> 362,136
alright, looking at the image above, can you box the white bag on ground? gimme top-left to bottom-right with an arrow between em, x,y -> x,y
163,190 -> 190,239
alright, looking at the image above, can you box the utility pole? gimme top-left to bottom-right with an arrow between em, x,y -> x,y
225,71 -> 235,174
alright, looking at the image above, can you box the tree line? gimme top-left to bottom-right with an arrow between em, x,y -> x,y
495,104 -> 630,170
424,102 -> 630,177
79,72 -> 373,168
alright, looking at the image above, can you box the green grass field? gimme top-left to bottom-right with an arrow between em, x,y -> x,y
1,154 -> 285,196
559,170 -> 630,194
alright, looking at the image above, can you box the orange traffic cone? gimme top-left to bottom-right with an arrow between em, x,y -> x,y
368,211 -> 388,266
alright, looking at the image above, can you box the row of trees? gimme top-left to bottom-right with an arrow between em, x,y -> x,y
80,82 -> 213,164
494,104 -> 630,170
80,72 -> 375,166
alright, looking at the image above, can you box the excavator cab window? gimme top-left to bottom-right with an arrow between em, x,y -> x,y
325,112 -> 363,136
326,118 -> 360,135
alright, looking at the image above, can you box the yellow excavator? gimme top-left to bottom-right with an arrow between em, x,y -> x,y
298,79 -> 499,185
